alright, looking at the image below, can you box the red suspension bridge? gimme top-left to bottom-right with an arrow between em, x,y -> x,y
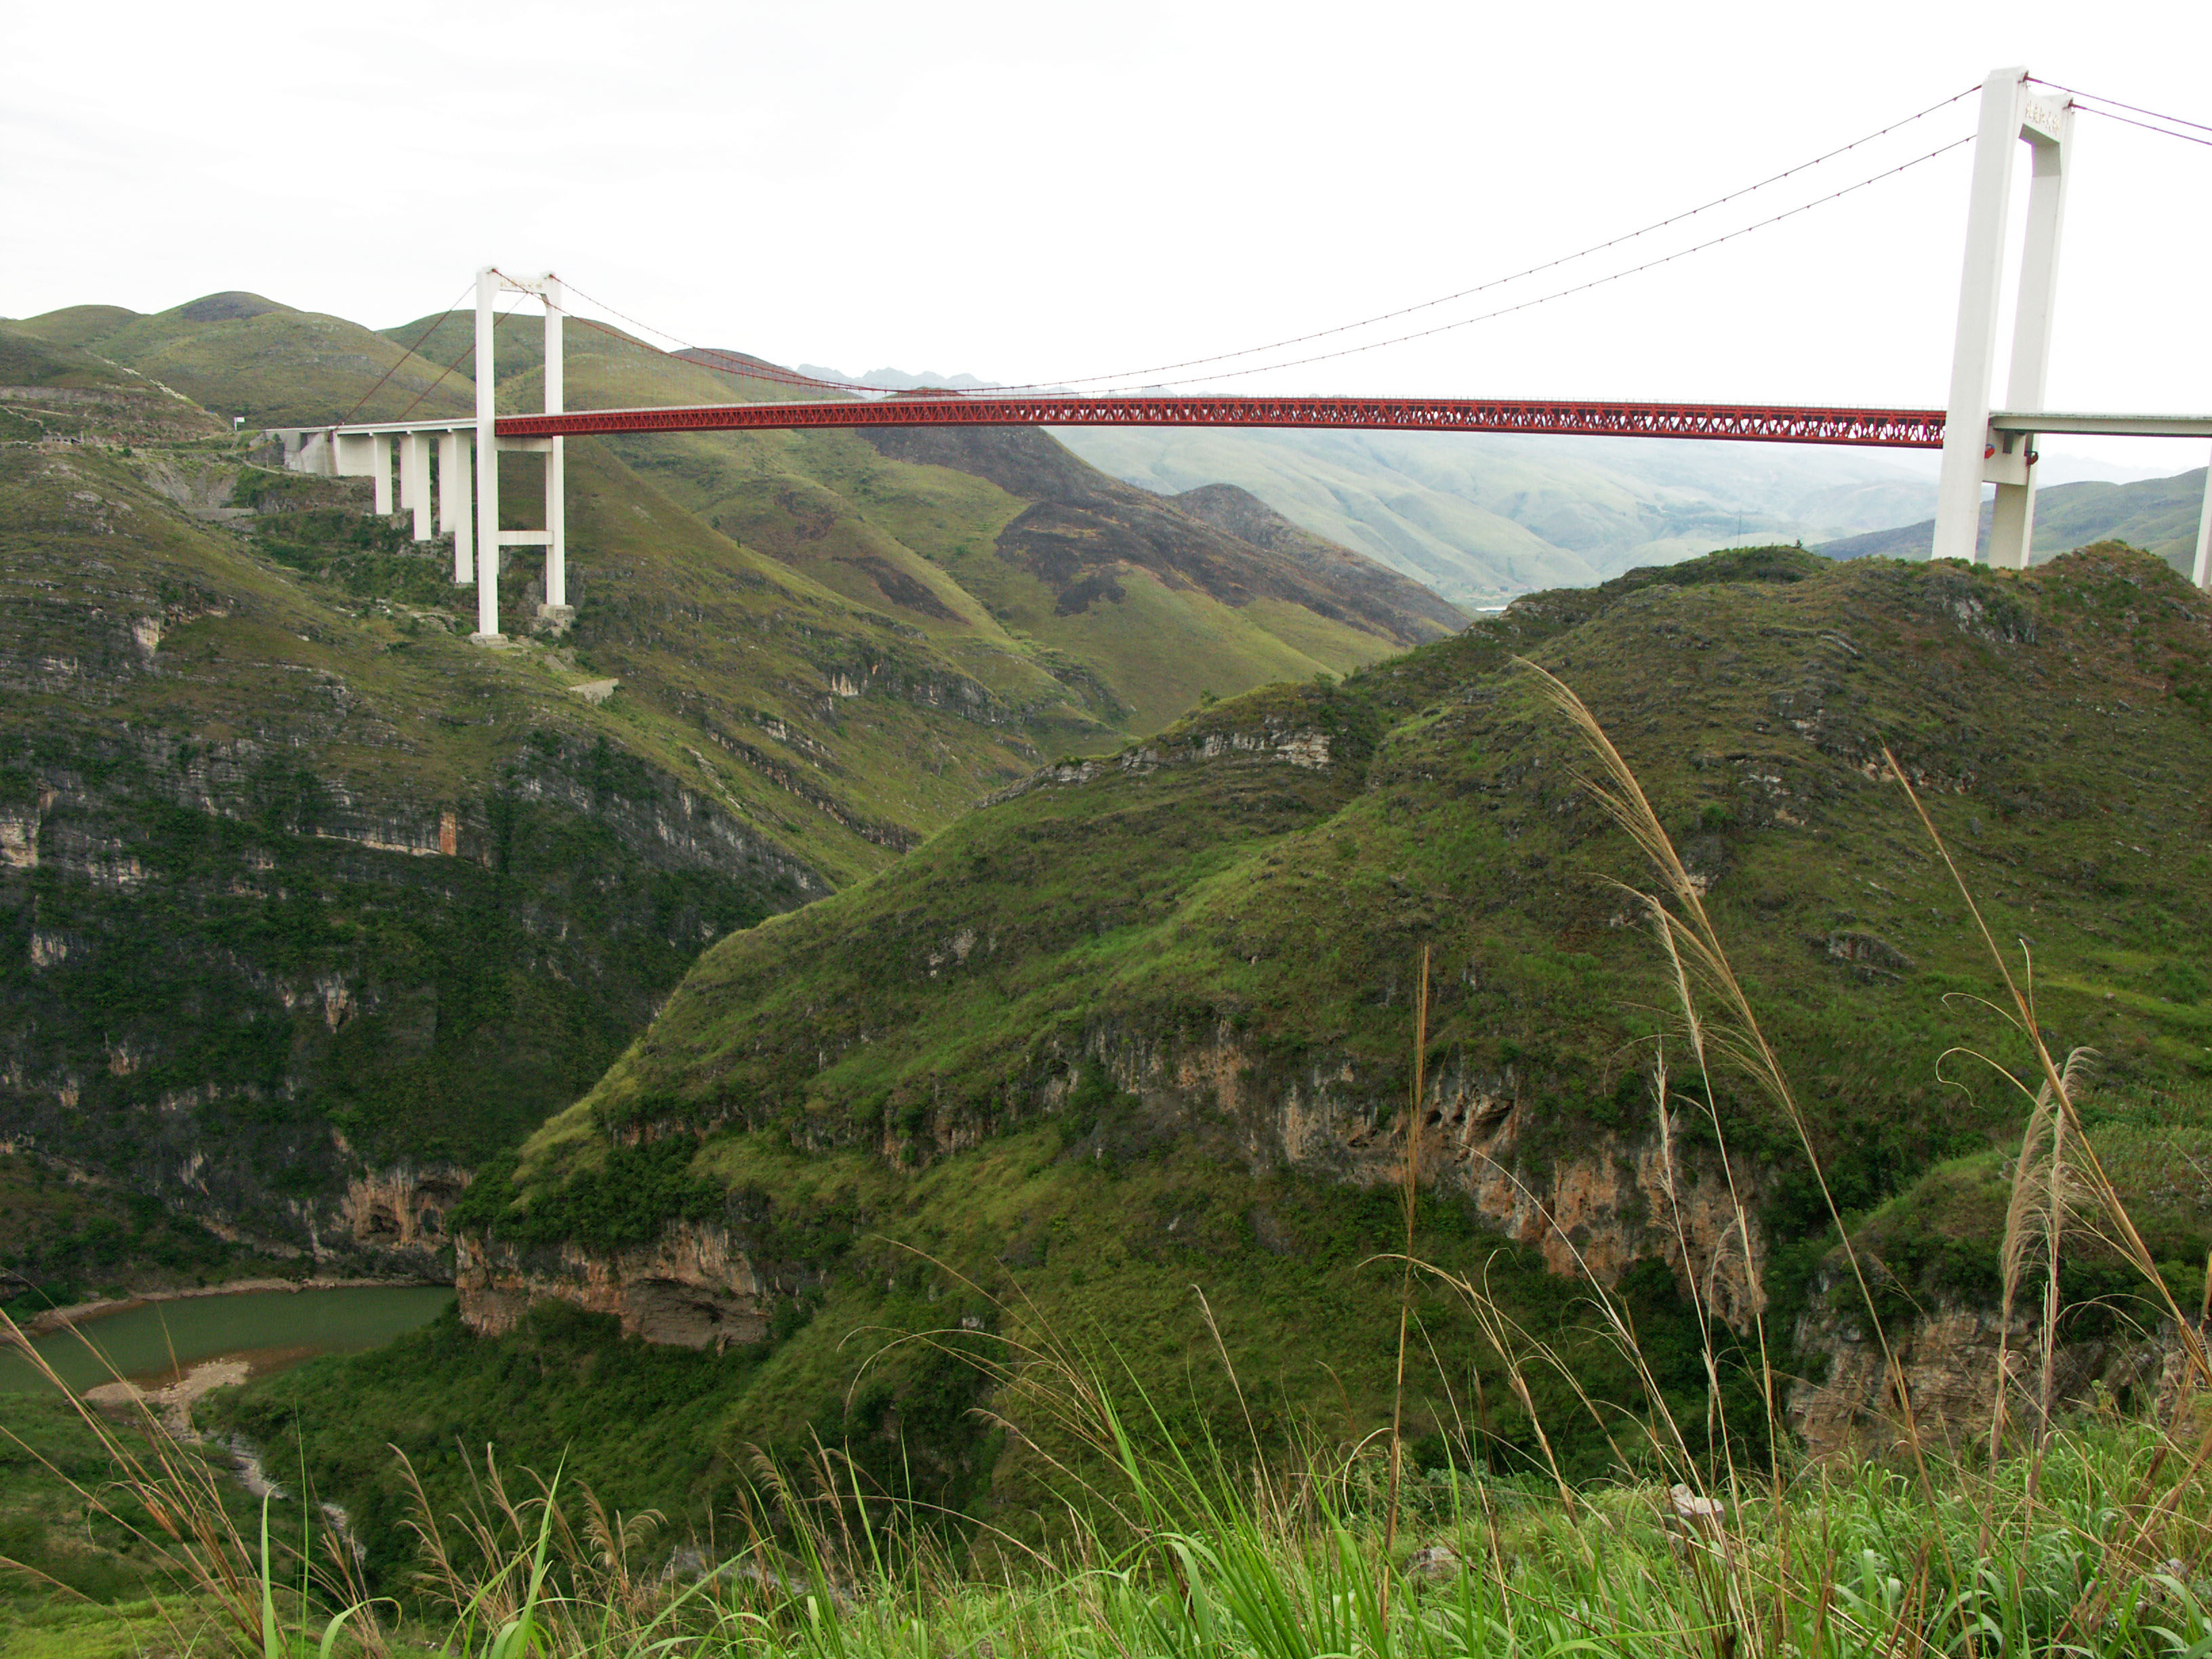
285,68 -> 2212,643
492,392 -> 1948,449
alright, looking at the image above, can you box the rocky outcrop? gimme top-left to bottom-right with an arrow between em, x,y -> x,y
341,1164 -> 471,1265
1790,1292 -> 2201,1461
457,1222 -> 796,1349
1076,1020 -> 1765,1326
985,713 -> 1337,806
484,1016 -> 1764,1351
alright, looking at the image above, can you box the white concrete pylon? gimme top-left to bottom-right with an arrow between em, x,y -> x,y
1986,91 -> 2073,568
2193,445 -> 2212,590
542,277 -> 566,612
439,431 -> 474,583
474,268 -> 501,640
400,433 -> 433,541
1932,68 -> 2074,567
468,266 -> 571,641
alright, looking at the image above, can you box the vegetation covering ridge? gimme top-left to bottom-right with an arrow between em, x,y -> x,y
526,539 -> 2207,1170
0,286 -> 1462,1293
25,545 -> 2212,1657
219,538 -> 2200,1568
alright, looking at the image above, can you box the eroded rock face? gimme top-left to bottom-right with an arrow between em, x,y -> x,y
1790,1293 -> 2196,1461
456,1221 -> 777,1349
985,713 -> 1336,806
342,1164 -> 471,1264
479,1020 -> 1765,1354
1074,1019 -> 1767,1326
1258,1039 -> 1762,1327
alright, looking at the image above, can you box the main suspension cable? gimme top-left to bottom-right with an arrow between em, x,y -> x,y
390,303 -> 523,423
342,282 -> 474,423
560,282 -> 869,395
1124,134 -> 1975,392
564,310 -> 852,401
2028,79 -> 2212,136
1005,85 -> 1981,393
555,88 -> 1980,405
2072,104 -> 2212,151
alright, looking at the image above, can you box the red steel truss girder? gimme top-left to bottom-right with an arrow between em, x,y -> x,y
495,394 -> 1946,448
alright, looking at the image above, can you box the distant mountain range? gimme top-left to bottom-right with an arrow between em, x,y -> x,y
779,368 -> 1956,604
1819,468 -> 2209,573
624,361 -> 2209,605
795,364 -> 998,392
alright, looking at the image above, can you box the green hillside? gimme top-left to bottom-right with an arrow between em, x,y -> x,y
0,290 -> 1460,1286
0,321 -> 228,445
1821,467 -> 2209,573
369,310 -> 1463,735
527,541 -> 2212,1202
0,429 -> 1057,1275
246,541 -> 2212,1563
8,293 -> 472,426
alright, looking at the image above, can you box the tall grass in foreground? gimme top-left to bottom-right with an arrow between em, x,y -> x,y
12,665 -> 2212,1656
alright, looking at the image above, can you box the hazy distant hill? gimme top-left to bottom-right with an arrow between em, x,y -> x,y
1054,426 -> 1944,605
1821,468 -> 2208,573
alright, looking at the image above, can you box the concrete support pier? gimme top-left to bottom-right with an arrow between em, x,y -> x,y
438,431 -> 474,583
400,433 -> 433,541
333,432 -> 392,513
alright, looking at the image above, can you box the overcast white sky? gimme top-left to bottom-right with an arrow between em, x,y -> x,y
6,0 -> 2209,471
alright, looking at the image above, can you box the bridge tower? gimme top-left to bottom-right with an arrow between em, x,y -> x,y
1932,68 -> 2075,569
471,268 -> 568,644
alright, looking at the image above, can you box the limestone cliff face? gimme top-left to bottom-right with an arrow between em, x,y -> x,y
1790,1290 -> 2198,1460
1,640 -> 804,1273
457,1222 -> 808,1349
1077,1019 -> 1766,1326
485,1017 -> 1761,1350
985,713 -> 1337,807
340,1164 -> 472,1271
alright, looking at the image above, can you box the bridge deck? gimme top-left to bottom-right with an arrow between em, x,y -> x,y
316,400 -> 2212,447
483,394 -> 1948,449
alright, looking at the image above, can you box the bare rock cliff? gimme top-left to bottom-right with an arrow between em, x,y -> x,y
481,1017 -> 1765,1350
1081,1021 -> 1766,1328
457,1222 -> 817,1349
1790,1292 -> 2201,1460
340,1164 -> 472,1268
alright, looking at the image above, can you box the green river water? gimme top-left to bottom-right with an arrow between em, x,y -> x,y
1,1286 -> 456,1393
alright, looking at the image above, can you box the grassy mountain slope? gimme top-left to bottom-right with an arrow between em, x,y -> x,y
0,362 -> 1086,1279
0,293 -> 1465,1285
850,425 -> 1464,730
277,541 -> 2212,1557
369,312 -> 1461,736
1057,428 -> 1944,603
0,323 -> 228,445
0,437 -> 813,1274
0,327 -> 135,391
8,293 -> 471,426
1822,467 -> 2209,573
541,543 -> 2212,1164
